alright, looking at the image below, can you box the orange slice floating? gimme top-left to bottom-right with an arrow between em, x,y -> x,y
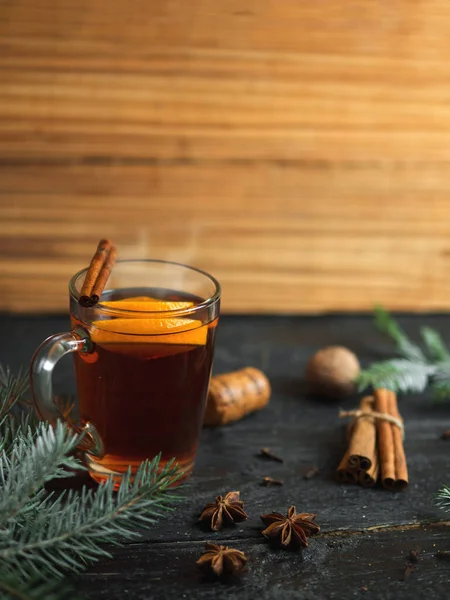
91,317 -> 207,347
100,297 -> 195,313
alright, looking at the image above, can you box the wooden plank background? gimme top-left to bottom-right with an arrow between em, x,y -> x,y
2,0 -> 450,313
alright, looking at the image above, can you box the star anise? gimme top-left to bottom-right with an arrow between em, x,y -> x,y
198,491 -> 248,531
260,505 -> 320,549
196,543 -> 248,577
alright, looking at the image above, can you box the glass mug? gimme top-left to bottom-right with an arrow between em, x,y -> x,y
30,260 -> 221,485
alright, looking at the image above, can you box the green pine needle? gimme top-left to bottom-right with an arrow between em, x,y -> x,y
0,365 -> 30,418
420,327 -> 450,362
0,573 -> 78,600
0,421 -> 82,528
430,378 -> 450,400
435,485 -> 450,520
374,306 -> 425,362
357,360 -> 436,394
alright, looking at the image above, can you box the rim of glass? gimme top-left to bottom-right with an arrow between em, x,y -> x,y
69,259 -> 221,317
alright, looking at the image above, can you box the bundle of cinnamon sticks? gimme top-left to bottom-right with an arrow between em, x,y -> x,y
337,388 -> 408,491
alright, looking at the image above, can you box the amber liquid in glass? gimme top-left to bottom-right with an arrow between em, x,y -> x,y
72,287 -> 217,484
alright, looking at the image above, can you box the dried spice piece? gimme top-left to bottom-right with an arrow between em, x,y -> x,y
260,506 -> 320,549
402,562 -> 415,581
196,543 -> 248,577
198,491 -> 248,531
441,430 -> 450,440
261,476 -> 284,487
259,447 -> 284,463
400,546 -> 419,581
303,465 -> 320,480
409,546 -> 420,563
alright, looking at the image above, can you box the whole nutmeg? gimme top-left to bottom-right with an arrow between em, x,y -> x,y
306,346 -> 360,400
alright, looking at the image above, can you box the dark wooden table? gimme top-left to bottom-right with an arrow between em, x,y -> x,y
2,313 -> 450,599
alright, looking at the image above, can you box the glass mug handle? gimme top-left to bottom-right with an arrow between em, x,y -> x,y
30,327 -> 104,458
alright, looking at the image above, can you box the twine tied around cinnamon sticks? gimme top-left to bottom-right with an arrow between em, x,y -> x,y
339,404 -> 404,440
337,389 -> 408,492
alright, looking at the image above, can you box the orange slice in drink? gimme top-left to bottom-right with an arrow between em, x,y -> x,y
91,317 -> 207,348
100,297 -> 195,313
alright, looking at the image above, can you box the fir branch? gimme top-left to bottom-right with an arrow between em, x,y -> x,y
0,366 -> 30,418
0,364 -> 183,593
1,456 -> 182,580
0,572 -> 77,600
0,412 -> 38,456
0,367 -> 40,456
430,378 -> 450,400
374,306 -> 425,362
420,327 -> 450,362
0,421 -> 82,527
357,360 -> 436,394
436,485 -> 450,507
358,308 -> 450,397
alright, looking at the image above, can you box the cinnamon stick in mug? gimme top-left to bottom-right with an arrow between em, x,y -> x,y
374,388 -> 408,491
79,239 -> 117,307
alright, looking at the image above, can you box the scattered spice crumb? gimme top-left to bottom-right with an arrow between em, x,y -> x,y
361,586 -> 368,592
402,562 -> 415,581
303,465 -> 320,480
261,476 -> 284,487
259,448 -> 283,463
409,546 -> 420,563
441,430 -> 450,440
